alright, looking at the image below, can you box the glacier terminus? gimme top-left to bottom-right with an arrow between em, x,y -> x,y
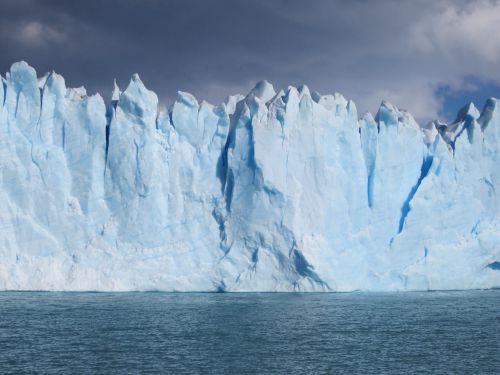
1,61 -> 499,292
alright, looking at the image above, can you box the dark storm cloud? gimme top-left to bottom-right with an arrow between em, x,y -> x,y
1,0 -> 499,120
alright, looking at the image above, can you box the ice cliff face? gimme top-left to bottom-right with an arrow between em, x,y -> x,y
0,61 -> 499,291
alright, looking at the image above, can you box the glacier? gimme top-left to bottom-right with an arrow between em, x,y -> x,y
0,61 -> 499,292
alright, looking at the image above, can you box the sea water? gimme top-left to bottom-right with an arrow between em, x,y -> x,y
0,290 -> 498,374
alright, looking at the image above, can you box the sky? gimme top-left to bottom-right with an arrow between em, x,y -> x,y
1,0 -> 500,123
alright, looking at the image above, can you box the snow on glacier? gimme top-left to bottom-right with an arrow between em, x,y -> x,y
0,61 -> 499,291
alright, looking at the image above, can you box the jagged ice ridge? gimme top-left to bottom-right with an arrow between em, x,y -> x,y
0,61 -> 499,291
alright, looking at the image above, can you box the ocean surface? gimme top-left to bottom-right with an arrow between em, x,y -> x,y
0,290 -> 498,374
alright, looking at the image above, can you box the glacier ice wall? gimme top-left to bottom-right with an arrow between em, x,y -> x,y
0,61 -> 499,291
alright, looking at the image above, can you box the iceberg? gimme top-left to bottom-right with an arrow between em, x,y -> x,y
0,61 -> 499,291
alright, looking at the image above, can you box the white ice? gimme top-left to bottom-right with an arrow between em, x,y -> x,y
0,61 -> 499,291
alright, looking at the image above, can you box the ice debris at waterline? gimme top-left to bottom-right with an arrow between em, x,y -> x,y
0,61 -> 499,292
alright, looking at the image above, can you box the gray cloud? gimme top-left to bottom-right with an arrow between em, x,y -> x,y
0,0 -> 499,121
